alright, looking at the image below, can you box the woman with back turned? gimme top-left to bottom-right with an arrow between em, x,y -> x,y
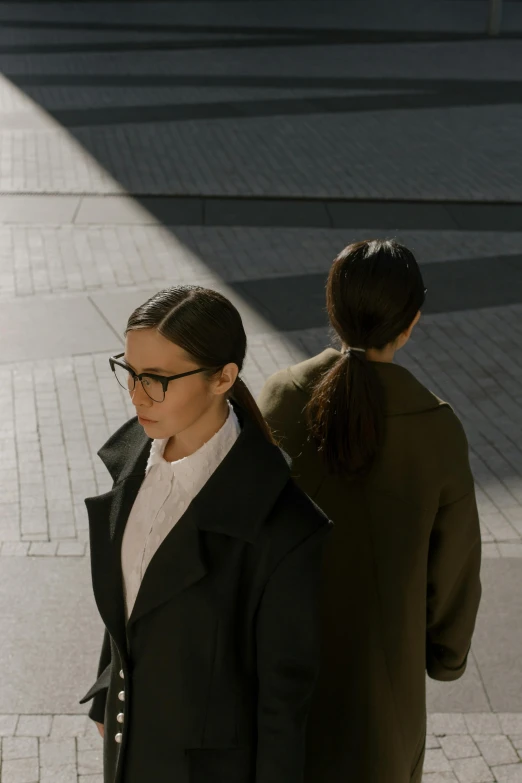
258,239 -> 482,783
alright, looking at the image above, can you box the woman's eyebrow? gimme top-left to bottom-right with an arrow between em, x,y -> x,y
123,358 -> 172,374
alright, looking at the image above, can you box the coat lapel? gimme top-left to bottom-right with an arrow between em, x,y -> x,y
87,408 -> 291,646
126,407 -> 290,629
127,506 -> 208,629
85,420 -> 151,654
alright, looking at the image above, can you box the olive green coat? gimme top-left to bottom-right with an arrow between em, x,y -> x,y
258,349 -> 482,783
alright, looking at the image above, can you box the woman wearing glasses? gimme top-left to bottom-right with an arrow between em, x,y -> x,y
80,286 -> 330,783
258,239 -> 482,783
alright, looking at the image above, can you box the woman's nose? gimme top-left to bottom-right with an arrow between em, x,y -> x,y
131,380 -> 153,407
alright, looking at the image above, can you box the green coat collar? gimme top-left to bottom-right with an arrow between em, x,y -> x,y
287,348 -> 446,417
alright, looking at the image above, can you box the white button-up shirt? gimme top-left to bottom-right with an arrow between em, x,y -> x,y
121,404 -> 240,621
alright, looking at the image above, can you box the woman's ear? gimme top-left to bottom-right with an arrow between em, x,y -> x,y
212,363 -> 239,396
397,311 -> 421,350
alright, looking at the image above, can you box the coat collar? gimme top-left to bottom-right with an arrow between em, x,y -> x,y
86,404 -> 291,654
97,402 -> 291,544
289,348 -> 445,417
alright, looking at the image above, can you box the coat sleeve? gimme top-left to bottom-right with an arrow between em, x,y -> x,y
255,522 -> 330,783
426,417 -> 482,681
82,629 -> 112,724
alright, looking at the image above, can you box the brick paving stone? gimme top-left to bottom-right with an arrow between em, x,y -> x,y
429,714 -> 469,737
492,765 -> 522,783
481,543 -> 501,559
480,514 -> 520,542
1,736 -> 38,760
423,775 -> 458,783
465,714 -> 503,735
0,542 -> 30,556
451,756 -> 494,783
50,715 -> 89,738
77,733 -> 102,753
511,736 -> 522,751
440,735 -> 480,760
39,737 -> 76,767
77,748 -> 104,776
28,542 -> 57,557
40,765 -> 78,783
0,507 -> 21,542
0,756 -> 39,783
424,749 -> 453,773
473,736 -> 519,766
56,540 -> 86,556
498,544 -> 522,558
0,715 -> 17,736
500,717 -> 522,736
16,715 -> 52,737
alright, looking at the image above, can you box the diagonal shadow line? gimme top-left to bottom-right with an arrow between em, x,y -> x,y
0,19 -> 518,40
8,73 -> 522,94
0,35 -> 322,56
1,28 -> 519,56
45,88 -> 522,129
229,253 -> 522,333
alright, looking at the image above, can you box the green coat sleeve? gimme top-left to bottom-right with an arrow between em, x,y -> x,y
426,417 -> 482,681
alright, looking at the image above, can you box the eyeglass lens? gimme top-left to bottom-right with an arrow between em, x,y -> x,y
113,364 -> 165,403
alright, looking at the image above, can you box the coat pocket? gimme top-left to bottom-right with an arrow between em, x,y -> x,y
79,663 -> 112,704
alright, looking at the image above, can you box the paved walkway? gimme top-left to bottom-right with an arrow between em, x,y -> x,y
0,2 -> 521,781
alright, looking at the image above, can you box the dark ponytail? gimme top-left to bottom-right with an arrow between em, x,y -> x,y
306,239 -> 426,475
126,285 -> 274,443
307,351 -> 384,475
231,376 -> 275,443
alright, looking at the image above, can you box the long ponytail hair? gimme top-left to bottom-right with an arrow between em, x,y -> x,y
306,239 -> 426,475
125,285 -> 274,443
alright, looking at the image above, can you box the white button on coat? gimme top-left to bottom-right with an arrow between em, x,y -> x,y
117,713 -> 124,724
118,691 -> 125,702
115,733 -> 123,744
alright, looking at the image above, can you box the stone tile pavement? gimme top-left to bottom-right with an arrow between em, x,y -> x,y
0,714 -> 102,783
1,104 -> 522,201
1,17 -> 522,202
1,713 -> 522,783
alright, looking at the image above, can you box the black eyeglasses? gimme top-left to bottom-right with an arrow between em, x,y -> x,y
109,353 -> 207,403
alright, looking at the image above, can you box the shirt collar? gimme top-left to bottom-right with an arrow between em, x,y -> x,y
145,402 -> 240,477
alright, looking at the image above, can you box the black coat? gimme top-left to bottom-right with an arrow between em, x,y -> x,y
80,405 -> 330,783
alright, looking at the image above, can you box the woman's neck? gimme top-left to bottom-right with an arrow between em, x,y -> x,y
163,401 -> 230,462
366,345 -> 396,363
